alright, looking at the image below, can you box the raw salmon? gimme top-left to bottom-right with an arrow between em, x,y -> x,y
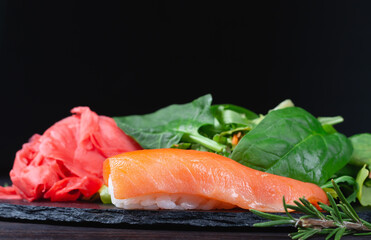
104,148 -> 329,212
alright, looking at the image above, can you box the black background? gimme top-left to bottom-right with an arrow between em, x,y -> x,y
1,1 -> 371,175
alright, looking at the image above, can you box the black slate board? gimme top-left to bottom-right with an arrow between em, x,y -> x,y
1,199 -> 371,230
0,200 -> 264,229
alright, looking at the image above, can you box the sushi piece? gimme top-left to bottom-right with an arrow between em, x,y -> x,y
103,148 -> 328,212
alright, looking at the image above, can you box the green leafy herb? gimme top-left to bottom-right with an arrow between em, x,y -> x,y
203,103 -> 259,154
356,165 -> 371,206
347,133 -> 371,206
210,104 -> 258,126
251,180 -> 371,239
114,94 -> 226,153
231,107 -> 353,185
350,133 -> 371,167
114,94 -> 353,187
321,175 -> 358,203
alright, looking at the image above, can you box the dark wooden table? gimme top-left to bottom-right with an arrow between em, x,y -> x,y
0,220 -> 294,239
2,220 -> 371,239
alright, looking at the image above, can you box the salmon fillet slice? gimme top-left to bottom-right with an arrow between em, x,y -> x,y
104,148 -> 329,212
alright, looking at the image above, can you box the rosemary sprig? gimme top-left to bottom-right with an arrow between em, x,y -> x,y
251,180 -> 371,239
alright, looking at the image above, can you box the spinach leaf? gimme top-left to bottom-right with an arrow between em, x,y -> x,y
113,94 -> 226,152
200,104 -> 258,152
349,133 -> 371,206
349,133 -> 371,166
230,107 -> 353,185
356,165 -> 371,206
321,176 -> 358,203
210,104 -> 258,126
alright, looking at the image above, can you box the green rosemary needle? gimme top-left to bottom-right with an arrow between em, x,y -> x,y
251,180 -> 371,240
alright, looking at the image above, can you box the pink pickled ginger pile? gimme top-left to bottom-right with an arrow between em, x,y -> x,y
0,107 -> 142,201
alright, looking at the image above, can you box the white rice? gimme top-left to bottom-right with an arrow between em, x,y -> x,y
108,176 -> 235,210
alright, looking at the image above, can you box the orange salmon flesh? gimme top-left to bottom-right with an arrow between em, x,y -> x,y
103,148 -> 329,212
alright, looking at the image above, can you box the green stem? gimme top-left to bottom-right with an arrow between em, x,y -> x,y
182,133 -> 226,153
219,126 -> 252,137
317,116 -> 344,126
